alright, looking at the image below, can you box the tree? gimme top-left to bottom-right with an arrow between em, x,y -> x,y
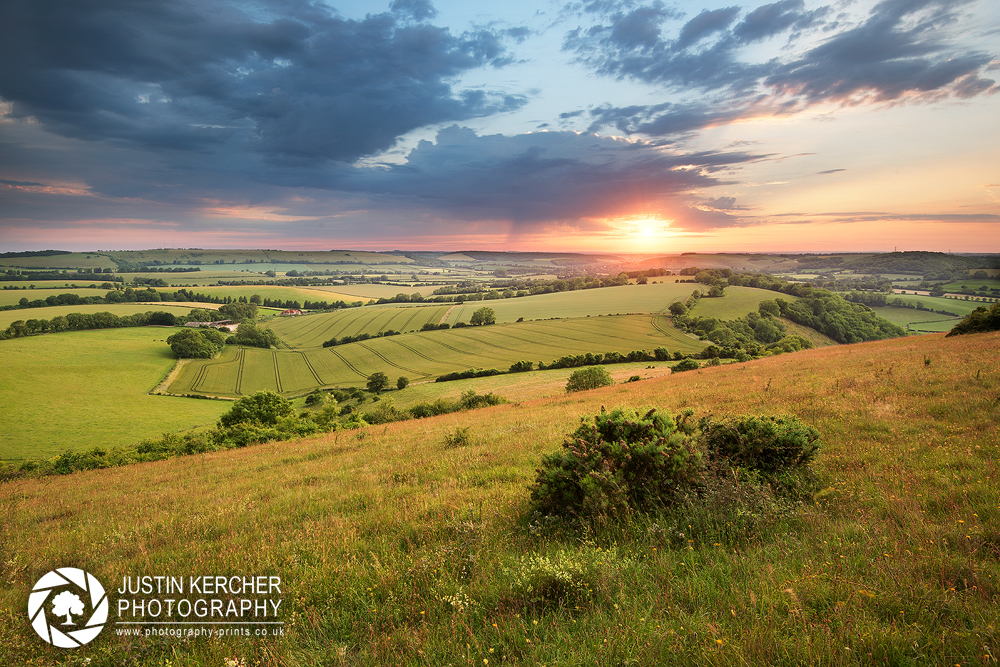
219,390 -> 294,428
470,306 -> 496,326
565,366 -> 614,392
218,302 -> 258,322
167,328 -> 224,358
228,322 -> 278,348
52,591 -> 85,625
367,372 -> 389,394
396,376 -> 410,390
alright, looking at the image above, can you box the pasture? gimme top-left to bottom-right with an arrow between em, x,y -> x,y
4,331 -> 997,665
872,294 -> 989,333
687,285 -> 795,319
170,315 -> 706,396
0,329 -> 228,460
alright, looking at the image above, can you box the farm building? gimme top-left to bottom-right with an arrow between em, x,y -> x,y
279,309 -> 303,316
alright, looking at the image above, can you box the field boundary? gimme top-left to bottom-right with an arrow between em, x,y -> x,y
150,359 -> 186,395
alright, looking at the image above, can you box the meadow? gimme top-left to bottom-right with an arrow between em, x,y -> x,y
170,314 -> 707,396
873,294 -> 990,333
0,328 -> 229,460
2,330 -> 997,665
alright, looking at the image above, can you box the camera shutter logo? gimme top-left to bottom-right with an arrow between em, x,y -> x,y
28,568 -> 108,648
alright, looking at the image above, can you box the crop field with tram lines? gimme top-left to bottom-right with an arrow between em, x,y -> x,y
167,314 -> 708,396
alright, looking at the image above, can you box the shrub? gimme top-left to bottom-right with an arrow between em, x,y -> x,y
565,366 -> 614,392
700,415 -> 820,475
457,390 -> 507,410
363,399 -> 409,425
396,376 -> 410,390
444,426 -> 473,448
529,408 -> 703,518
219,390 -> 294,428
672,358 -> 700,372
304,389 -> 326,406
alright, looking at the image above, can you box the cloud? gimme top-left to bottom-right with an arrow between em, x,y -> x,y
817,169 -> 846,175
324,126 -> 764,229
0,0 -> 524,163
571,0 -> 998,136
1,178 -> 47,187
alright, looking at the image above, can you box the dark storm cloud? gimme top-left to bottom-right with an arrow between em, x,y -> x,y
1,178 -> 47,187
328,126 -> 762,228
0,0 -> 523,162
570,0 -> 997,136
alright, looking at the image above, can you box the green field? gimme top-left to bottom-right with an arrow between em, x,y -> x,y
939,277 -> 1000,293
439,283 -> 691,324
686,286 -> 796,319
871,294 -> 989,333
0,329 -> 229,460
269,304 -> 453,347
170,314 -> 706,396
0,303 -> 198,329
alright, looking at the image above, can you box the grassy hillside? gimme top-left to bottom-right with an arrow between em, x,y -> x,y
2,331 -> 997,665
0,329 -> 229,459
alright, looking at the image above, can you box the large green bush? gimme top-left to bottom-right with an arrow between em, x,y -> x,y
530,408 -> 703,518
218,390 -> 294,428
700,414 -> 820,474
565,366 -> 614,392
530,407 -> 822,520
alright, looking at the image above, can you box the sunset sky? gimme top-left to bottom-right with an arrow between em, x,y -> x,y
1,0 -> 998,254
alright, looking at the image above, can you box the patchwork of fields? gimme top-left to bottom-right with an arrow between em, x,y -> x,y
169,314 -> 706,396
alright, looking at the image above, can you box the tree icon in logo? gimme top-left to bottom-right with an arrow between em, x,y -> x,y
52,591 -> 85,625
28,568 -> 108,648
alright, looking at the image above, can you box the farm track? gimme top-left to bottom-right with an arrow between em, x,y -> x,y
272,352 -> 282,393
279,312 -> 348,346
445,330 -> 526,355
382,337 -> 441,364
536,320 -> 676,347
479,326 -> 605,353
192,365 -> 209,392
326,347 -> 369,379
235,348 -> 245,394
298,351 -> 324,385
357,342 -> 427,377
386,308 -> 421,334
416,334 -> 510,363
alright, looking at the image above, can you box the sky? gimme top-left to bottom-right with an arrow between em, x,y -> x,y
1,0 -> 998,254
